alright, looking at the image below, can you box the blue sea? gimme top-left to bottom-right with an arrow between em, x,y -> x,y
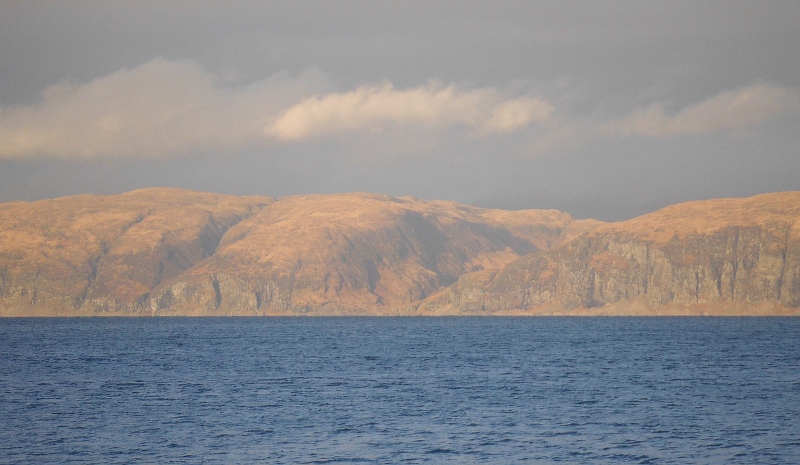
1,317 -> 799,464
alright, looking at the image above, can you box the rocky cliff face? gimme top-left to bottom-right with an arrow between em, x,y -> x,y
419,193 -> 800,315
0,189 -> 597,316
4,189 -> 797,316
146,193 -> 599,315
0,189 -> 270,315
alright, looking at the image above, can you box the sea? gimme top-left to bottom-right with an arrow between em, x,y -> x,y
1,317 -> 799,464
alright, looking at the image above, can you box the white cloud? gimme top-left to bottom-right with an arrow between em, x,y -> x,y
0,59 -> 555,159
603,82 -> 800,137
3,57 -> 793,162
0,58 -> 326,159
264,82 -> 554,140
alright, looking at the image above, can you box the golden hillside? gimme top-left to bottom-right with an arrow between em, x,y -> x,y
594,192 -> 800,243
0,189 -> 270,315
420,192 -> 800,315
0,189 -> 598,316
148,192 -> 599,315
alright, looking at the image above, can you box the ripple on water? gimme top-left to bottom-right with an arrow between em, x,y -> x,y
1,317 -> 799,464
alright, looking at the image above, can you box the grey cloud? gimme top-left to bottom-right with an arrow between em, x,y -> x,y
0,59 -> 556,159
1,1 -> 799,221
0,59 -> 329,159
603,83 -> 800,138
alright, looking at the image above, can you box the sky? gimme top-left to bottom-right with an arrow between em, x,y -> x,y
1,1 -> 799,221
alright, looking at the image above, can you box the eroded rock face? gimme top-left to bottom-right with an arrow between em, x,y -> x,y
419,193 -> 800,315
5,189 -> 797,316
0,189 -> 271,315
146,193 -> 599,315
0,190 -> 597,316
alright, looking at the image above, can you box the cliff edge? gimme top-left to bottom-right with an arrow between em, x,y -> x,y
0,189 -> 597,316
419,192 -> 800,315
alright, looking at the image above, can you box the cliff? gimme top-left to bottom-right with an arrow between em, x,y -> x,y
0,189 -> 597,316
0,189 -> 271,315
4,189 -> 798,316
146,193 -> 600,315
419,192 -> 800,315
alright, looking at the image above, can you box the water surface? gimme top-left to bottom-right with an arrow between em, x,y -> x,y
1,317 -> 799,463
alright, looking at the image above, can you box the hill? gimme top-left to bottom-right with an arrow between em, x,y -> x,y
0,189 -> 598,316
419,192 -> 800,315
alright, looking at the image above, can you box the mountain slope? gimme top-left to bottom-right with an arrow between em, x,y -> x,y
0,189 -> 598,316
419,192 -> 800,315
0,189 -> 271,315
147,193 -> 600,315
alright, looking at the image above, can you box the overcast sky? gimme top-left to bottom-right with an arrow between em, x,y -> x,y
1,1 -> 798,220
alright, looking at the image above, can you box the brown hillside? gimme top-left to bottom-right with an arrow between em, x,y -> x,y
420,192 -> 800,316
148,193 -> 599,315
0,189 -> 270,315
0,190 -> 597,316
596,192 -> 800,243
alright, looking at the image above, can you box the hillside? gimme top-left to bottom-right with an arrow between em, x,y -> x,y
0,189 -> 271,315
0,189 -> 598,316
419,192 -> 800,315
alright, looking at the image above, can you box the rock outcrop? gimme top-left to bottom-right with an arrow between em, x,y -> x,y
0,189 -> 598,316
146,193 -> 600,315
0,189 -> 271,315
419,192 -> 800,315
4,189 -> 798,316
